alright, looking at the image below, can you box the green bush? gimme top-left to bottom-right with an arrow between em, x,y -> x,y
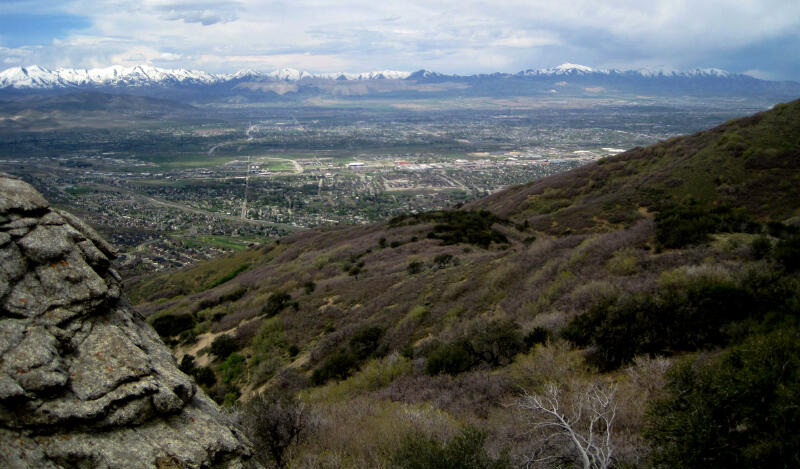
563,271 -> 800,370
425,320 -> 526,375
407,260 -> 424,275
391,210 -> 508,248
433,253 -> 454,268
193,366 -> 216,387
646,330 -> 800,469
310,326 -> 385,385
469,320 -> 526,367
151,313 -> 195,338
179,354 -> 196,374
391,426 -> 510,469
425,340 -> 476,375
262,291 -> 292,317
524,327 -> 552,348
349,326 -> 384,360
210,334 -> 238,360
206,263 -> 250,289
311,348 -> 358,385
219,352 -> 246,384
655,203 -> 757,249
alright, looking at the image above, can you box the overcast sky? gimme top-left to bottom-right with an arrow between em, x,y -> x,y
1,0 -> 799,80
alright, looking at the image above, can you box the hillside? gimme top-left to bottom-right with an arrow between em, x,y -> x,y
129,99 -> 800,468
470,100 -> 800,233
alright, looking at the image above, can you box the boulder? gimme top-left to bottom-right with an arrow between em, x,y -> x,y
0,173 -> 261,469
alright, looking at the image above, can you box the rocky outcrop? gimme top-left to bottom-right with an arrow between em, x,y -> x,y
0,173 -> 260,468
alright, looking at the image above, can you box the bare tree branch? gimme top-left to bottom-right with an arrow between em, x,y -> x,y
517,382 -> 617,469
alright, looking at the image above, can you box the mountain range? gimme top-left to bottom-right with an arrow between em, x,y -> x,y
2,63 -> 799,102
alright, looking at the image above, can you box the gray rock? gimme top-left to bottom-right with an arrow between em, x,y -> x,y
0,174 -> 49,213
18,224 -> 75,263
0,176 -> 261,468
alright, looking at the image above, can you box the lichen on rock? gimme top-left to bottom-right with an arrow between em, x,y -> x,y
0,173 -> 261,469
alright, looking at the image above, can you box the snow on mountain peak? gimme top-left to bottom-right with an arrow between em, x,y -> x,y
0,63 -> 748,90
552,63 -> 594,73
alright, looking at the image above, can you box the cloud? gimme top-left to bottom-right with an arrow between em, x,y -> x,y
156,1 -> 241,26
1,0 -> 799,79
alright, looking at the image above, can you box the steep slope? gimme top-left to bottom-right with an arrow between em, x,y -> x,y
470,99 -> 800,233
0,174 -> 260,469
128,100 -> 800,467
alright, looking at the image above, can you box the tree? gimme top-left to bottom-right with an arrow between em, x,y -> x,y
237,392 -> 310,469
646,330 -> 800,469
517,382 -> 617,469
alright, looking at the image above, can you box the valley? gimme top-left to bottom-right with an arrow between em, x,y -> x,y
0,96 -> 757,275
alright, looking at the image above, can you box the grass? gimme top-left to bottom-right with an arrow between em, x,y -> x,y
183,235 -> 260,251
142,154 -> 241,169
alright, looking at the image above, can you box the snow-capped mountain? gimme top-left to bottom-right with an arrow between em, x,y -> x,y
1,63 -> 796,101
0,64 -> 413,89
0,65 -> 220,89
517,63 -> 735,78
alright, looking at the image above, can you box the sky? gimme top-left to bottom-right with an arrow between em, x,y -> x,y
1,0 -> 799,80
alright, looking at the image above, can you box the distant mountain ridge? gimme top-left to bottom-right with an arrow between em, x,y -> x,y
0,64 -> 414,89
0,62 -> 788,89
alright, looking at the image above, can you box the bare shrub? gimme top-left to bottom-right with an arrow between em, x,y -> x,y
516,382 -> 617,469
626,355 -> 672,399
509,340 -> 582,390
234,391 -> 311,469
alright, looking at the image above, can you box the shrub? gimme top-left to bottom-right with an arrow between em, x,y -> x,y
262,291 -> 292,317
311,348 -> 358,385
210,334 -> 238,360
774,234 -> 800,271
303,281 -> 316,294
206,263 -> 250,289
425,340 -> 476,375
219,352 -> 246,384
311,326 -> 386,386
655,203 -> 757,249
562,277 -> 755,370
655,203 -> 716,248
179,354 -> 196,375
524,327 -> 552,348
151,313 -> 195,338
193,366 -> 216,387
349,326 -> 384,360
646,330 -> 800,469
469,320 -> 526,367
236,391 -> 309,469
423,210 -> 508,248
563,268 -> 800,370
751,235 -> 772,259
391,426 -> 510,469
407,260 -> 424,275
209,383 -> 240,406
433,253 -> 454,268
